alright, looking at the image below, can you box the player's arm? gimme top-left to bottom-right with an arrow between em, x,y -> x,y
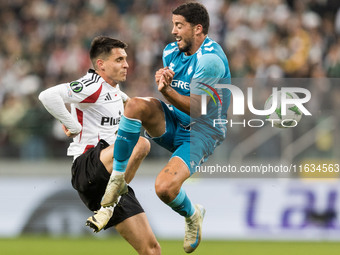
61,124 -> 77,138
161,87 -> 201,117
157,68 -> 194,116
155,66 -> 171,85
39,84 -> 82,138
158,54 -> 225,117
156,48 -> 194,114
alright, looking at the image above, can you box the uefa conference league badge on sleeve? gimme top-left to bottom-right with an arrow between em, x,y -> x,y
192,78 -> 339,178
70,81 -> 83,93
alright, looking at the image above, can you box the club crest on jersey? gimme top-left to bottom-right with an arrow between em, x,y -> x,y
188,66 -> 193,75
70,81 -> 83,93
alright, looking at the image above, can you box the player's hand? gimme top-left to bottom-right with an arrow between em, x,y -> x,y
158,69 -> 174,93
155,67 -> 168,85
62,125 -> 79,138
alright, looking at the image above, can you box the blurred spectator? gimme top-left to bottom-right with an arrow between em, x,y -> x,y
15,93 -> 54,159
0,92 -> 27,157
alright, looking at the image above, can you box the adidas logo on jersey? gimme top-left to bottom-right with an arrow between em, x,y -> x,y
105,93 -> 112,101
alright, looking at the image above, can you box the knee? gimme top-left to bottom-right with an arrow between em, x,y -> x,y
125,97 -> 142,110
139,240 -> 161,255
152,242 -> 161,255
149,241 -> 161,255
155,178 -> 177,203
124,97 -> 154,119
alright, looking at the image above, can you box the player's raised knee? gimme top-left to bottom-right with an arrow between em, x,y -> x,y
124,97 -> 160,120
124,97 -> 150,116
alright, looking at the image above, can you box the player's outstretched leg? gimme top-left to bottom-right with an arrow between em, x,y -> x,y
100,116 -> 141,206
183,204 -> 206,253
86,116 -> 142,232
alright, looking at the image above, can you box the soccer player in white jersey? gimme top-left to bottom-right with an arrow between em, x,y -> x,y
89,3 -> 231,253
39,36 -> 161,255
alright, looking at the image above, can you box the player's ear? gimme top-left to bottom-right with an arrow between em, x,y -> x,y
195,24 -> 203,35
96,59 -> 105,71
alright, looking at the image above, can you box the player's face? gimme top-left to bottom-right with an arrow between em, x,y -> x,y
103,48 -> 129,83
172,14 -> 195,54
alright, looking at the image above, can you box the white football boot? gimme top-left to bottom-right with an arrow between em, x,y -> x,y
183,204 -> 206,253
101,173 -> 128,207
86,207 -> 113,233
86,174 -> 128,232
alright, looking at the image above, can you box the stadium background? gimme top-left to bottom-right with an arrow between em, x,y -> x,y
1,0 -> 340,254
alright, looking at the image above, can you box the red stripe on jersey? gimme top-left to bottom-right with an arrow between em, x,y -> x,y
83,145 -> 95,154
76,108 -> 83,141
80,84 -> 103,103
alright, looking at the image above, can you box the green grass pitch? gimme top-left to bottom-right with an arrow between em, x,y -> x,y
1,236 -> 340,255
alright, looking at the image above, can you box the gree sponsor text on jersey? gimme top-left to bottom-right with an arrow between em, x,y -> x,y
171,79 -> 190,90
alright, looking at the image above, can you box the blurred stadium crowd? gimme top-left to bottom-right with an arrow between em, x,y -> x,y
1,0 -> 340,159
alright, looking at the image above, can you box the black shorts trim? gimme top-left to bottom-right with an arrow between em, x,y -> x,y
71,139 -> 144,228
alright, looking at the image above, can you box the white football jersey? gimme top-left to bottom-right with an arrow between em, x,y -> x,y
61,69 -> 127,158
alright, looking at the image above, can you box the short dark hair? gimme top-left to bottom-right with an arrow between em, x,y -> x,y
172,2 -> 209,34
89,36 -> 127,68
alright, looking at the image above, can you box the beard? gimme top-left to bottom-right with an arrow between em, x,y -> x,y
178,38 -> 193,54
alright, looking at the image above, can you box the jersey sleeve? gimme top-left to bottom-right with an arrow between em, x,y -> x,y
194,53 -> 225,79
162,53 -> 168,68
162,43 -> 177,68
63,80 -> 102,104
162,50 -> 170,68
38,84 -> 82,134
192,53 -> 225,95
